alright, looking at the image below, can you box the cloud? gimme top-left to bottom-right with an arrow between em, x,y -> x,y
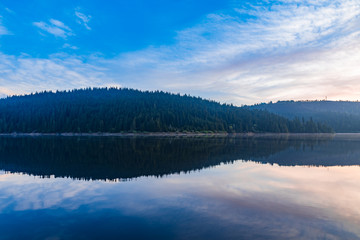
98,0 -> 360,104
0,16 -> 10,35
49,19 -> 71,31
75,11 -> 91,30
4,8 -> 15,14
63,43 -> 79,50
33,19 -> 73,38
0,53 -> 120,97
0,25 -> 8,35
3,1 -> 360,104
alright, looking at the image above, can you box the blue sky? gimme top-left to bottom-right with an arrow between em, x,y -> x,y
0,0 -> 360,104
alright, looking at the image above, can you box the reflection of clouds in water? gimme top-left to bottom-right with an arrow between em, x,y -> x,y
0,174 -> 104,211
0,162 -> 360,238
152,162 -> 360,238
171,162 -> 360,229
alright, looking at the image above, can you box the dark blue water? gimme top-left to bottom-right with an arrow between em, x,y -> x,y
0,135 -> 359,239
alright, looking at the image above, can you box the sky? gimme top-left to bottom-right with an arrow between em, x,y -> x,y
0,0 -> 360,105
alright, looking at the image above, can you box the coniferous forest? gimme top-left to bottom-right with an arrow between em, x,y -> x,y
0,88 -> 333,133
250,100 -> 360,132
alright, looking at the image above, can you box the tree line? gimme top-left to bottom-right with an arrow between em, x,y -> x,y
0,88 -> 333,133
250,100 -> 360,132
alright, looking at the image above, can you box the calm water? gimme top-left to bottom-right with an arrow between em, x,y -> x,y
0,135 -> 359,239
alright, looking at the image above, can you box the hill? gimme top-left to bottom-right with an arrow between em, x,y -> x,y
0,88 -> 332,133
249,100 -> 360,132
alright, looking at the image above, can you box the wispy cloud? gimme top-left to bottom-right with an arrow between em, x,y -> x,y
99,0 -> 360,104
49,19 -> 71,31
63,43 -> 79,50
2,1 -> 360,104
4,7 -> 15,14
33,19 -> 73,38
75,10 -> 91,30
0,25 -> 9,35
0,16 -> 10,35
0,53 -> 119,97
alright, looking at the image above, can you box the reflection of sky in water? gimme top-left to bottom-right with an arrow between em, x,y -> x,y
0,162 -> 359,240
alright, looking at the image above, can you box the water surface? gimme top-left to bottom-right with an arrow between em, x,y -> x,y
0,135 -> 359,239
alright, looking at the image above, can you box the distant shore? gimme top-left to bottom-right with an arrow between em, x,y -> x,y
0,132 -> 341,138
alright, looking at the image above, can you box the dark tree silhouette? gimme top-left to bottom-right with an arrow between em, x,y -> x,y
250,100 -> 360,132
0,88 -> 332,133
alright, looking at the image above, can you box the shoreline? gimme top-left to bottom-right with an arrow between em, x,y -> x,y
0,132 -> 341,138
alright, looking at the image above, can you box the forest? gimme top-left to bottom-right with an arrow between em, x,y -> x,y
250,100 -> 360,132
0,88 -> 333,133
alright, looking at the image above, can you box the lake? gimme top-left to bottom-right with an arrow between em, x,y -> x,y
0,134 -> 359,240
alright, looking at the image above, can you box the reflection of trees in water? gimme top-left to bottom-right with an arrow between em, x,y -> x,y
258,136 -> 360,167
0,135 -> 357,181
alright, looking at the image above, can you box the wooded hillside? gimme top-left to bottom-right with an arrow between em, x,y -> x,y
0,88 -> 332,133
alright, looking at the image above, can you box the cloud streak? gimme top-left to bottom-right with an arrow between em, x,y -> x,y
101,0 -> 360,104
2,1 -> 360,104
75,10 -> 91,30
0,53 -> 120,97
0,16 -> 10,35
33,19 -> 73,38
